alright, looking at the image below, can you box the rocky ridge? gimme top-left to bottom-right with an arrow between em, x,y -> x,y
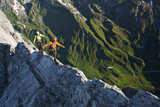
0,42 -> 159,107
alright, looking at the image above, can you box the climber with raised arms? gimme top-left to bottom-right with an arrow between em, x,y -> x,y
43,37 -> 65,65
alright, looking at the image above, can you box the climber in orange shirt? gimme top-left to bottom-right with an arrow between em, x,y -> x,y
43,37 -> 65,64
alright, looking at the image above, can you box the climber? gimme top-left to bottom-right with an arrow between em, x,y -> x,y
34,31 -> 47,54
43,37 -> 65,65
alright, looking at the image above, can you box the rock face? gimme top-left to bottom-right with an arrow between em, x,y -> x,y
129,90 -> 160,106
0,0 -> 31,16
0,10 -> 35,52
0,42 -> 159,107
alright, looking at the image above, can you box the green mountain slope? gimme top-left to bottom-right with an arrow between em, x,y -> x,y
2,0 -> 160,94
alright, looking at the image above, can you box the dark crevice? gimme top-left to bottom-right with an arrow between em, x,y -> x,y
0,43 -> 10,98
122,87 -> 138,98
26,57 -> 46,88
18,96 -> 24,107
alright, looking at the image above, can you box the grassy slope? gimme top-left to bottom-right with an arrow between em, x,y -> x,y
73,1 -> 155,90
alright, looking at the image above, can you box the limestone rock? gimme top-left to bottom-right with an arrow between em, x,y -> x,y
0,43 -> 159,107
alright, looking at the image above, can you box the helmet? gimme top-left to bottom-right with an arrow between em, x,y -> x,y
52,37 -> 57,42
36,31 -> 40,35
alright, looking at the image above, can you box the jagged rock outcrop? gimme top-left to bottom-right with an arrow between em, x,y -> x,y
129,90 -> 160,106
0,42 -> 159,107
0,0 -> 31,16
0,10 -> 35,52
